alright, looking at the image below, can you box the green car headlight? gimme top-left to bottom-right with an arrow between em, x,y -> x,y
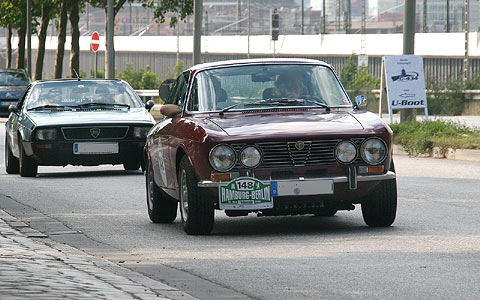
133,127 -> 151,138
36,128 -> 57,141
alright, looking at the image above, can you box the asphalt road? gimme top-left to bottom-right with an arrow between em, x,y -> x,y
1,118 -> 479,300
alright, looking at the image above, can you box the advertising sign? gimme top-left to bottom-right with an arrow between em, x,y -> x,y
380,55 -> 429,123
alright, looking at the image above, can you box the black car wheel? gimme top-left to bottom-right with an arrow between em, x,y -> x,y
5,135 -> 19,174
18,138 -> 38,177
178,156 -> 214,235
145,161 -> 177,223
124,160 -> 140,171
361,178 -> 397,227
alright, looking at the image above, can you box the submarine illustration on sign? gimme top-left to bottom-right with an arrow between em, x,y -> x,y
391,68 -> 419,82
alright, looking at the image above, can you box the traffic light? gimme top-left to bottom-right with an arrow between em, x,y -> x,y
272,9 -> 279,41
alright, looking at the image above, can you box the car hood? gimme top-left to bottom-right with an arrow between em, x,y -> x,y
205,110 -> 365,138
27,108 -> 154,127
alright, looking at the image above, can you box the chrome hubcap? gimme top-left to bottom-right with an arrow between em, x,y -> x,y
180,169 -> 188,222
147,166 -> 154,210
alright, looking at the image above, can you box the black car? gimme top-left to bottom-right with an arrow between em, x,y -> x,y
0,69 -> 30,116
5,79 -> 156,177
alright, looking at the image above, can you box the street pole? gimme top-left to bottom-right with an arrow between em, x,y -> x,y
422,0 -> 427,32
26,0 -> 32,78
193,0 -> 203,65
247,0 -> 251,58
446,0 -> 450,32
464,0 -> 470,82
401,0 -> 416,122
322,0 -> 326,34
301,0 -> 304,35
106,0 -> 114,78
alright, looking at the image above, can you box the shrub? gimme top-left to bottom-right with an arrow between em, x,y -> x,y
117,63 -> 161,90
390,120 -> 480,155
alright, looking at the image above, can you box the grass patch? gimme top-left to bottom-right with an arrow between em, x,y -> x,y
390,120 -> 480,156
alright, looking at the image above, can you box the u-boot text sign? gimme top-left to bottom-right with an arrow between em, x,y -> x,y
380,55 -> 429,122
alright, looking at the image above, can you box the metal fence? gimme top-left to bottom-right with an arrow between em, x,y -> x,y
2,49 -> 480,87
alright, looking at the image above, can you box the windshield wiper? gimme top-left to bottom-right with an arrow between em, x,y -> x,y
219,98 -> 330,115
219,103 -> 242,115
27,104 -> 73,111
74,102 -> 130,109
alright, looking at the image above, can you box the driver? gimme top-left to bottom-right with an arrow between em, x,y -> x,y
273,73 -> 307,98
95,86 -> 115,103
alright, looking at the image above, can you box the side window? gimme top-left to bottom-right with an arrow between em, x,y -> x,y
177,72 -> 189,109
188,79 -> 198,111
165,79 -> 180,105
17,85 -> 32,110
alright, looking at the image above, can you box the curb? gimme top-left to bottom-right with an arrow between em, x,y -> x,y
393,144 -> 480,162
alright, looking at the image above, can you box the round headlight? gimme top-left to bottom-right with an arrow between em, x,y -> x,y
240,146 -> 261,168
361,138 -> 387,165
335,140 -> 357,164
209,144 -> 236,172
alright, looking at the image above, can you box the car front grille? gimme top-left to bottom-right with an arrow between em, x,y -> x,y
61,126 -> 129,140
232,138 -> 364,168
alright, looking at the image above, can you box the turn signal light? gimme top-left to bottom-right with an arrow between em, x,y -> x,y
211,173 -> 231,181
367,166 -> 384,174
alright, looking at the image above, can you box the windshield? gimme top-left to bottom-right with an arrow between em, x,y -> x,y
25,80 -> 143,110
187,64 -> 351,112
0,70 -> 30,86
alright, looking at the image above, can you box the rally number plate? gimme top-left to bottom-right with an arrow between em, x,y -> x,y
219,177 -> 273,210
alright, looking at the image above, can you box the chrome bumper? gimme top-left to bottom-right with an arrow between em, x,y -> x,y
197,171 -> 396,188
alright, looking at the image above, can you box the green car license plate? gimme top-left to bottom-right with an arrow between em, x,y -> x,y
219,177 -> 273,210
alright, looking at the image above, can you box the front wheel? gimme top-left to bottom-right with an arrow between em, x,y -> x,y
5,135 -> 19,174
145,162 -> 177,223
361,179 -> 397,227
19,139 -> 38,177
178,156 -> 214,235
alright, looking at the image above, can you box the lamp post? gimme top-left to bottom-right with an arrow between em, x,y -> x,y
193,0 -> 203,65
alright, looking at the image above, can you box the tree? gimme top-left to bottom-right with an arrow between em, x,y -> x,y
34,0 -> 58,80
54,1 -> 69,78
69,0 -> 81,77
89,0 -> 193,77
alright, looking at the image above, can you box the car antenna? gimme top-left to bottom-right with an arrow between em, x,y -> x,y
73,69 -> 81,81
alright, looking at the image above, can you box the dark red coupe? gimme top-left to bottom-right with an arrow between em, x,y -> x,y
145,58 -> 396,235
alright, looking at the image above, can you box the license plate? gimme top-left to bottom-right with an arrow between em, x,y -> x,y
271,179 -> 333,196
73,142 -> 118,154
219,177 -> 273,210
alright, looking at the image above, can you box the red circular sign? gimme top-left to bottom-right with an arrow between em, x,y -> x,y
91,31 -> 100,52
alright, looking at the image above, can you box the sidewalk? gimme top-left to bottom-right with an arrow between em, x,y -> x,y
0,209 -> 192,300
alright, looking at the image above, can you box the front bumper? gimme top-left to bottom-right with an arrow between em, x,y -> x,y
27,140 -> 145,166
198,171 -> 396,188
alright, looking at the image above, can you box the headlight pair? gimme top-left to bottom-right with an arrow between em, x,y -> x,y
335,138 -> 387,165
133,127 -> 151,138
209,144 -> 261,172
36,128 -> 57,141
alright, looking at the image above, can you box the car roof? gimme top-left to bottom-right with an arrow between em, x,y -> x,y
33,78 -> 123,85
186,58 -> 332,72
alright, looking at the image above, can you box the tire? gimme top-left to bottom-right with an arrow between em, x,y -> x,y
361,179 -> 397,227
5,135 -> 19,174
19,138 -> 38,177
124,160 -> 140,171
314,209 -> 338,217
145,162 -> 177,223
178,156 -> 214,235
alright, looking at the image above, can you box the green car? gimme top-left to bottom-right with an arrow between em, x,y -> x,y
5,79 -> 155,177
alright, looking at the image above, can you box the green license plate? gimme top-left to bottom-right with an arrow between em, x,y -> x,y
219,177 -> 273,210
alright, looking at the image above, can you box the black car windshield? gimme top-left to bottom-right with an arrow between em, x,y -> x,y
187,64 -> 351,112
0,70 -> 30,86
25,80 -> 143,110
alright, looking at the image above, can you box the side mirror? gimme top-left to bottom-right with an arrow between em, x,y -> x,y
160,104 -> 181,118
8,104 -> 19,115
145,100 -> 155,111
158,78 -> 176,101
354,95 -> 367,109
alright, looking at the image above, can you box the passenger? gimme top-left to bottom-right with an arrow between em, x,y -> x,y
95,86 -> 115,103
46,88 -> 62,104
